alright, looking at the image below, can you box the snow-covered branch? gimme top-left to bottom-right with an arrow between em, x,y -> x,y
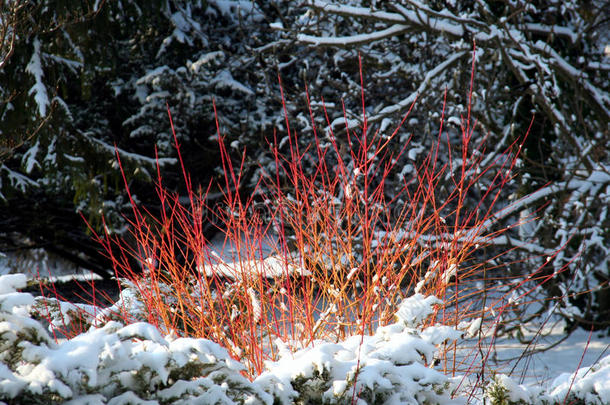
82,132 -> 177,168
298,23 -> 409,47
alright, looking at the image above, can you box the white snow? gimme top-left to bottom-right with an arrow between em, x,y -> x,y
307,1 -> 463,37
25,38 -> 50,117
197,254 -> 311,280
0,273 -> 27,294
211,70 -> 255,96
208,0 -> 263,23
256,294 -> 458,404
299,24 -> 410,47
547,354 -> 610,404
394,293 -> 441,327
1,273 -> 608,404
0,164 -> 39,197
491,374 -> 531,403
21,140 -> 40,174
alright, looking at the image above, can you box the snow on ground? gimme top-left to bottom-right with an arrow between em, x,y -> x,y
486,326 -> 609,385
0,249 -> 100,281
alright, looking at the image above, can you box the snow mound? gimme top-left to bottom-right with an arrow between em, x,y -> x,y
2,274 -> 609,405
0,275 -> 272,404
487,356 -> 610,405
256,294 -> 460,404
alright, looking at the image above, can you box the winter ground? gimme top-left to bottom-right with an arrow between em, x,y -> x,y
481,326 -> 609,385
1,251 -> 609,404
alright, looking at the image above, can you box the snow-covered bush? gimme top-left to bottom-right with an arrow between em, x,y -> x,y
544,354 -> 610,405
0,274 -> 273,404
1,274 -> 468,404
4,272 -> 610,404
256,294 -> 461,405
485,374 -> 534,405
486,355 -> 610,405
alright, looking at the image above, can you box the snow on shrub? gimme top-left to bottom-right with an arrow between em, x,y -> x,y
0,274 -> 272,404
256,294 -> 462,405
485,354 -> 610,405
544,354 -> 610,405
2,274 -> 465,404
485,374 -> 534,405
4,273 -> 609,405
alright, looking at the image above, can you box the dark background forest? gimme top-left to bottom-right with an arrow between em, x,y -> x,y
0,0 -> 609,331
